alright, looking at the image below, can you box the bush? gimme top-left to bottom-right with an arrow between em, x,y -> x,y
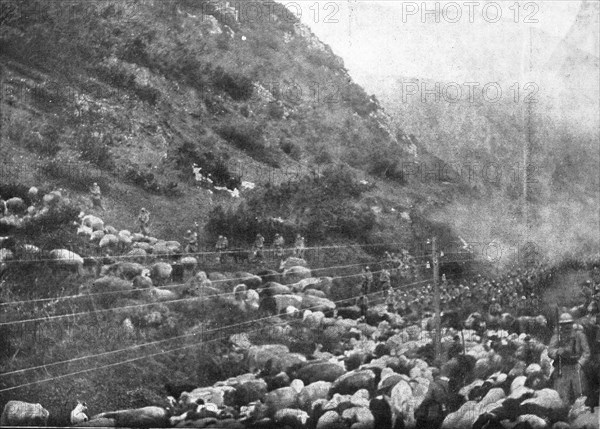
96,63 -> 135,89
120,36 -> 151,68
6,117 -> 61,156
205,166 -> 375,245
175,141 -> 241,190
75,130 -> 115,170
212,66 -> 253,101
172,56 -> 211,94
133,85 -> 160,105
23,131 -> 61,156
218,123 -> 262,152
280,139 -> 301,161
216,122 -> 279,167
30,82 -> 70,109
124,166 -> 181,196
306,50 -> 343,70
124,166 -> 161,193
367,149 -> 407,184
95,63 -> 158,105
204,95 -> 229,116
368,157 -> 406,184
41,156 -> 111,193
343,84 -> 378,117
216,33 -> 231,51
314,149 -> 333,165
268,102 -> 285,120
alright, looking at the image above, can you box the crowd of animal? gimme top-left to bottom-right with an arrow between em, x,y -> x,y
2,254 -> 599,428
2,191 -> 599,428
3,299 -> 598,428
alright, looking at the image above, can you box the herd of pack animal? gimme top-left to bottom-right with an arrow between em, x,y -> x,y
1,192 -> 599,428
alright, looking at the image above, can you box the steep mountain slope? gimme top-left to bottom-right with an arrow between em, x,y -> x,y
0,0 -> 464,253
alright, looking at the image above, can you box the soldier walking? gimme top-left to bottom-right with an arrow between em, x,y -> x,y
138,208 -> 150,236
90,182 -> 104,211
580,302 -> 600,408
380,268 -> 392,307
294,233 -> 306,259
253,233 -> 265,262
184,228 -> 198,254
273,233 -> 285,259
215,235 -> 229,263
548,313 -> 590,405
361,266 -> 373,296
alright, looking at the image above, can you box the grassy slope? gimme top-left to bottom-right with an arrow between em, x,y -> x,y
0,0 -> 459,242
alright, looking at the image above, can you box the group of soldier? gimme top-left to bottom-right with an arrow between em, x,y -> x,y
356,265 -> 392,317
89,181 -> 309,263
89,183 -> 151,237
181,231 -> 307,263
250,233 -> 306,261
547,283 -> 600,407
354,254 -> 600,408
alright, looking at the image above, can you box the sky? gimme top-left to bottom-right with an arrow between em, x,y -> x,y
282,1 -> 588,85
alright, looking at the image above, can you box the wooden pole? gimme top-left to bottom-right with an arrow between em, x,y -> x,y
522,27 -> 534,228
432,237 -> 441,362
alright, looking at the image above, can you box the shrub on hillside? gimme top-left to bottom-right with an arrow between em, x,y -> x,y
173,56 -> 211,93
95,62 -> 159,105
343,84 -> 378,117
6,117 -> 61,156
124,166 -> 161,193
280,139 -> 301,161
124,166 -> 181,197
206,166 -> 375,245
216,33 -> 231,51
133,85 -> 160,105
216,122 -> 279,167
75,130 -> 115,171
314,148 -> 333,165
175,141 -> 241,190
120,36 -> 151,68
368,157 -> 406,184
212,66 -> 253,101
268,101 -> 285,119
41,156 -> 111,193
96,63 -> 135,89
367,149 -> 408,184
306,50 -> 343,70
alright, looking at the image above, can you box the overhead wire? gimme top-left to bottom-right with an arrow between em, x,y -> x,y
0,264 -> 436,326
0,257 -> 433,308
0,277 -> 430,377
0,276 -> 439,392
0,240 -> 435,265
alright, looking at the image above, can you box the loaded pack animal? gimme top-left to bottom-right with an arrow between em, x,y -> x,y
1,400 -> 49,426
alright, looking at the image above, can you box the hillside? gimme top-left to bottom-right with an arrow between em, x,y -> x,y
359,0 -> 600,264
0,0 -> 464,251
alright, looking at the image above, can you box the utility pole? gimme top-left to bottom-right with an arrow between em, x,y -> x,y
432,237 -> 441,363
522,26 -> 534,229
